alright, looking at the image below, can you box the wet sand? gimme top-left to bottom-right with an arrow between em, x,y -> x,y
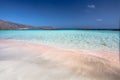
0,40 -> 120,80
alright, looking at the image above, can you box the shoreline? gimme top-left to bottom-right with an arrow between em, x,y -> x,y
0,40 -> 119,64
0,40 -> 120,80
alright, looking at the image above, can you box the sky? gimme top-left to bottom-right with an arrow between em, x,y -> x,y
0,0 -> 120,29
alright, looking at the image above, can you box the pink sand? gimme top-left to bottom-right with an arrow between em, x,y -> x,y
0,40 -> 120,80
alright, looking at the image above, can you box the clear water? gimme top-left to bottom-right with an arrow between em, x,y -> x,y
0,30 -> 119,51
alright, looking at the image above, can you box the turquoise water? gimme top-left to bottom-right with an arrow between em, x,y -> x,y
0,30 -> 119,51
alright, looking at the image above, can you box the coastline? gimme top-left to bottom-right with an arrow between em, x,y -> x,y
0,40 -> 120,80
0,40 -> 119,64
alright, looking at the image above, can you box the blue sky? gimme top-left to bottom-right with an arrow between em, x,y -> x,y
0,0 -> 120,29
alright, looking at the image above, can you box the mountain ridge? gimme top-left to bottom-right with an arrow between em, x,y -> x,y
0,20 -> 55,30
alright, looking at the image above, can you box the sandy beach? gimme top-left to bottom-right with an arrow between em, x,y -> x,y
0,40 -> 120,80
0,0 -> 120,79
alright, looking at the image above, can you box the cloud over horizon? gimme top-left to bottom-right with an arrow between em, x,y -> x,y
87,4 -> 96,9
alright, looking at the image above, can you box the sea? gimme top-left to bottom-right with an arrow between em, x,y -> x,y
0,30 -> 119,51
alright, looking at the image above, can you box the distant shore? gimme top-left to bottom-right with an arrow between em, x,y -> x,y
38,28 -> 120,31
0,19 -> 120,30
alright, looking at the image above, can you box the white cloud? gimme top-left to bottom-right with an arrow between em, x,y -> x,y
88,4 -> 96,9
96,19 -> 103,21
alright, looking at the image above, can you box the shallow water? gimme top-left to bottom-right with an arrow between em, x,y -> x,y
0,30 -> 119,51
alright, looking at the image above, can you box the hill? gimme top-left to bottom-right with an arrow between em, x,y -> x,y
0,20 -> 55,30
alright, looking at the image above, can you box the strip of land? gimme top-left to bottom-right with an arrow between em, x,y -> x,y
0,40 -> 120,80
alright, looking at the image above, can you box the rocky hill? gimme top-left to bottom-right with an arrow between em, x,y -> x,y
0,20 -> 55,30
